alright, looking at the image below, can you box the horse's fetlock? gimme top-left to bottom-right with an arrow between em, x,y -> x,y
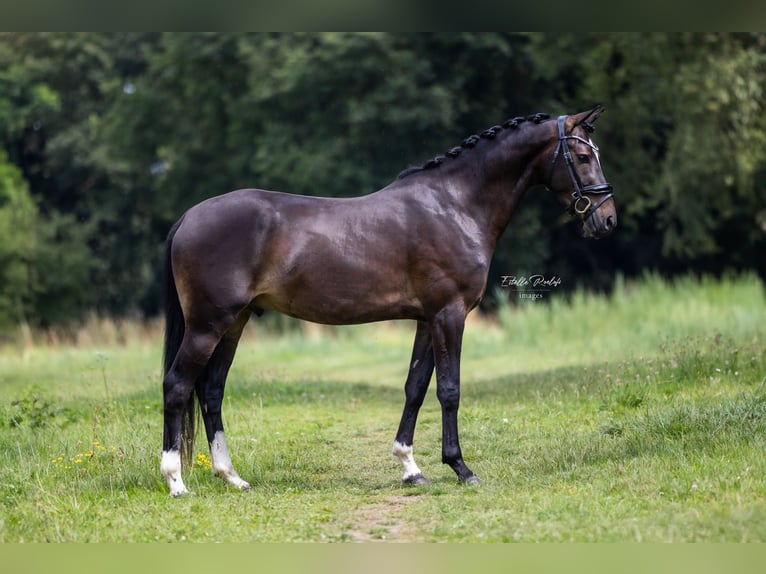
441,449 -> 462,466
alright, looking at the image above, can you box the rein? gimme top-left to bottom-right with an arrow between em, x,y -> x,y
552,115 -> 613,221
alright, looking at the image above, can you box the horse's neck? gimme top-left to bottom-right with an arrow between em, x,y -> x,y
467,124 -> 555,247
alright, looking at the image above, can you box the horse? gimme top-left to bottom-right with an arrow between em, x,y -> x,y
160,105 -> 616,496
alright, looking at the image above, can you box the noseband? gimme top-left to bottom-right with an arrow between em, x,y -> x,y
552,115 -> 613,221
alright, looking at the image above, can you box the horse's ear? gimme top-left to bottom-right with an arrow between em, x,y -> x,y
582,104 -> 605,124
565,104 -> 606,132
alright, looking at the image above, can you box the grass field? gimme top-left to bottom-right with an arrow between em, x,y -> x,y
0,272 -> 765,542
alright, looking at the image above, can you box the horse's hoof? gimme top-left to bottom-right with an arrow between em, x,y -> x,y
403,473 -> 430,486
462,475 -> 481,486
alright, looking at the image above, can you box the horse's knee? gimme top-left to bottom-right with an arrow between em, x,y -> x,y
436,384 -> 460,410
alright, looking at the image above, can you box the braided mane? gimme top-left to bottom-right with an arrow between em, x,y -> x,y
397,112 -> 552,179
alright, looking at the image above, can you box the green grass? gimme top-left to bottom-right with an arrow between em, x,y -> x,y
0,272 -> 765,542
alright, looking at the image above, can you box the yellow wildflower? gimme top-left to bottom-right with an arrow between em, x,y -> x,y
194,453 -> 212,470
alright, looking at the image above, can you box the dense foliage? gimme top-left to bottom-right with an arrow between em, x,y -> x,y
1,33 -> 764,329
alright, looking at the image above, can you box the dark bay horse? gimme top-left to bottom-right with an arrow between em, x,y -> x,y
161,105 -> 616,496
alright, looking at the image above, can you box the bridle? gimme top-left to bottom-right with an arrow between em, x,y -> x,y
552,115 -> 613,221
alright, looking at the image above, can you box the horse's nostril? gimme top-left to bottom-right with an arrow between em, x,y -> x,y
606,215 -> 615,230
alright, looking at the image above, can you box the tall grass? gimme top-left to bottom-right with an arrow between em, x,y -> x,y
496,271 -> 764,364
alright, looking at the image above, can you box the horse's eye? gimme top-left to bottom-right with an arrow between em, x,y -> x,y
577,154 -> 590,164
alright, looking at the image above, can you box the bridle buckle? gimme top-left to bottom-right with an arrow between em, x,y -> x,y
573,195 -> 592,215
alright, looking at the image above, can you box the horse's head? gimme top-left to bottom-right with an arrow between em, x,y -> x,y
546,105 -> 616,239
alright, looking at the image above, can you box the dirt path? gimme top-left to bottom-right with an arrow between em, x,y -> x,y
342,495 -> 429,542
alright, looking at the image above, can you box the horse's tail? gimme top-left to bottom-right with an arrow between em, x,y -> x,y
162,216 -> 196,469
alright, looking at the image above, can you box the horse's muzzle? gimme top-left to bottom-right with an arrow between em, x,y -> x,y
582,211 -> 617,239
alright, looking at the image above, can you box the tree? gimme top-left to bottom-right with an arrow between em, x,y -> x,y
0,154 -> 36,328
531,33 -> 766,278
1,33 -> 764,332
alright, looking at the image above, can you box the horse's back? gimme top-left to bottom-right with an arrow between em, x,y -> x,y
170,187 -> 425,324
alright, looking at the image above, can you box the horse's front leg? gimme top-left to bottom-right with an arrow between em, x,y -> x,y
393,320 -> 435,485
431,304 -> 480,484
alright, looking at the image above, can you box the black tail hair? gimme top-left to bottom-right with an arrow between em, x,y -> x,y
162,217 -> 196,469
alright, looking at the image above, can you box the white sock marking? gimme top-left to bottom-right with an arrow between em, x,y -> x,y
161,450 -> 189,497
392,440 -> 423,480
210,431 -> 251,490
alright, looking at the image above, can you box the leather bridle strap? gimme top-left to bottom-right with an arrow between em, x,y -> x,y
553,115 -> 613,220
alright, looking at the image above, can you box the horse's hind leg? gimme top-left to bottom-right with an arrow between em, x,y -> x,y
197,312 -> 251,490
162,329 -> 221,497
392,321 -> 435,485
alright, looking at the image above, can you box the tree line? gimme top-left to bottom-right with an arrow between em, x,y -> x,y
1,33 -> 764,330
